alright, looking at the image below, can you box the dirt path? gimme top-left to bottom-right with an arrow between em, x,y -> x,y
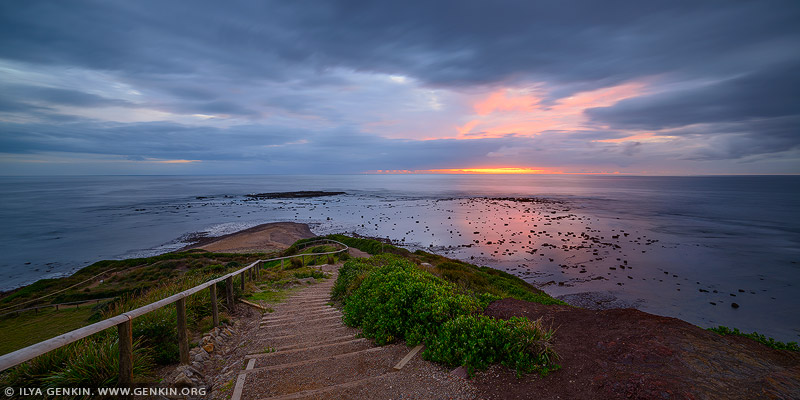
226,263 -> 474,400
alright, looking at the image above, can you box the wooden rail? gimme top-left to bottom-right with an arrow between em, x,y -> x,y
0,238 -> 348,386
0,297 -> 117,319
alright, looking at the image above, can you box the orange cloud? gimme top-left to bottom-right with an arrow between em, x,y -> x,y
474,89 -> 540,115
456,82 -> 648,139
552,82 -> 646,112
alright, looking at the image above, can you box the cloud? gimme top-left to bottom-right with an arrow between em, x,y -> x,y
585,62 -> 800,130
584,62 -> 800,160
2,1 -> 797,89
0,0 -> 798,174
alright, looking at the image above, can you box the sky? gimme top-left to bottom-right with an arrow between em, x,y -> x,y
0,0 -> 798,175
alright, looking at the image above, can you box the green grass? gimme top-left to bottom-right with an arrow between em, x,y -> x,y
708,326 -> 800,351
0,306 -> 96,356
244,262 -> 329,305
1,264 -> 244,388
246,289 -> 295,303
0,251 -> 270,311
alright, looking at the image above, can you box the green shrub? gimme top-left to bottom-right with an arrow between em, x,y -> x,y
424,315 -> 557,376
477,293 -> 502,309
335,254 -> 559,376
708,326 -> 799,351
331,255 -> 401,301
201,264 -> 226,273
341,258 -> 478,345
289,258 -> 303,269
133,312 -> 179,364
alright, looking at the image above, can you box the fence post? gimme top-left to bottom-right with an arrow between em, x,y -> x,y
210,284 -> 219,327
176,297 -> 189,364
118,317 -> 133,390
281,259 -> 284,269
240,272 -> 245,291
225,277 -> 234,309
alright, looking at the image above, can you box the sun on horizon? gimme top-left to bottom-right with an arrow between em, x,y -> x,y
366,167 -> 627,174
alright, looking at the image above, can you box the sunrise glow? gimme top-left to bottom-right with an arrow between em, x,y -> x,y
368,167 -> 560,174
453,82 -> 650,140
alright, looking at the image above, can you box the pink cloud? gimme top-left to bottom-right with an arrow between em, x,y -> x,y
455,82 -> 649,139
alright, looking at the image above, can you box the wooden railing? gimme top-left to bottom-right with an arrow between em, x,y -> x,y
0,238 -> 348,387
0,297 -> 117,319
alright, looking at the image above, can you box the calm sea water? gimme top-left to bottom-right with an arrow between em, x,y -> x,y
0,175 -> 798,341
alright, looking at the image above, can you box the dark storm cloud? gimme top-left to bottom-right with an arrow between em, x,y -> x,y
0,97 -> 51,113
585,61 -> 800,159
1,0 -> 798,172
0,119 -> 517,172
2,1 -> 797,89
0,85 -> 134,109
585,62 -> 800,130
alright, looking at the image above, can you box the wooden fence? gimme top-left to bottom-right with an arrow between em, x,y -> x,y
0,238 -> 348,388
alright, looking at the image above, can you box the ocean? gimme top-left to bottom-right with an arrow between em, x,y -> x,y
0,174 -> 798,341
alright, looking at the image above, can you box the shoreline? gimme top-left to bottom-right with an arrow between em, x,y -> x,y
177,221 -> 316,253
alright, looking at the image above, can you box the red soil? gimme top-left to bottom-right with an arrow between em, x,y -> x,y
473,298 -> 800,399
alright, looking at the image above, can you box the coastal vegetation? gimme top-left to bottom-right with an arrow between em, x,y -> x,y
708,326 -> 799,352
2,232 -> 796,394
0,243 -> 346,390
333,254 -> 559,376
320,234 -> 565,306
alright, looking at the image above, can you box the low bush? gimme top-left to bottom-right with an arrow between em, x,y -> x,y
335,255 -> 558,375
288,258 -> 303,269
424,315 -> 557,376
342,257 -> 478,345
201,264 -> 226,273
331,254 -> 400,301
708,326 -> 799,351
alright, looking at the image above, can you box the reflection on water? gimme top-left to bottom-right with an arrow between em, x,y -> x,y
0,175 -> 798,341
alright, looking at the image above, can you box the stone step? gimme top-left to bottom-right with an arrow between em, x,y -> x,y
262,309 -> 340,322
256,372 -> 397,400
250,338 -> 373,368
285,296 -> 333,301
264,304 -> 336,317
240,345 -> 407,398
279,300 -> 331,307
259,314 -> 341,329
263,308 -> 336,320
267,334 -> 361,353
256,326 -> 357,347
